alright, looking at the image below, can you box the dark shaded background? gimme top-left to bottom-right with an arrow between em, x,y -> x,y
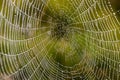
110,0 -> 120,10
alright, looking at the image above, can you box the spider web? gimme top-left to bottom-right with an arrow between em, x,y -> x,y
0,0 -> 120,80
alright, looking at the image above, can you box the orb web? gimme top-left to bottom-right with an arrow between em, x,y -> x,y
0,0 -> 120,80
